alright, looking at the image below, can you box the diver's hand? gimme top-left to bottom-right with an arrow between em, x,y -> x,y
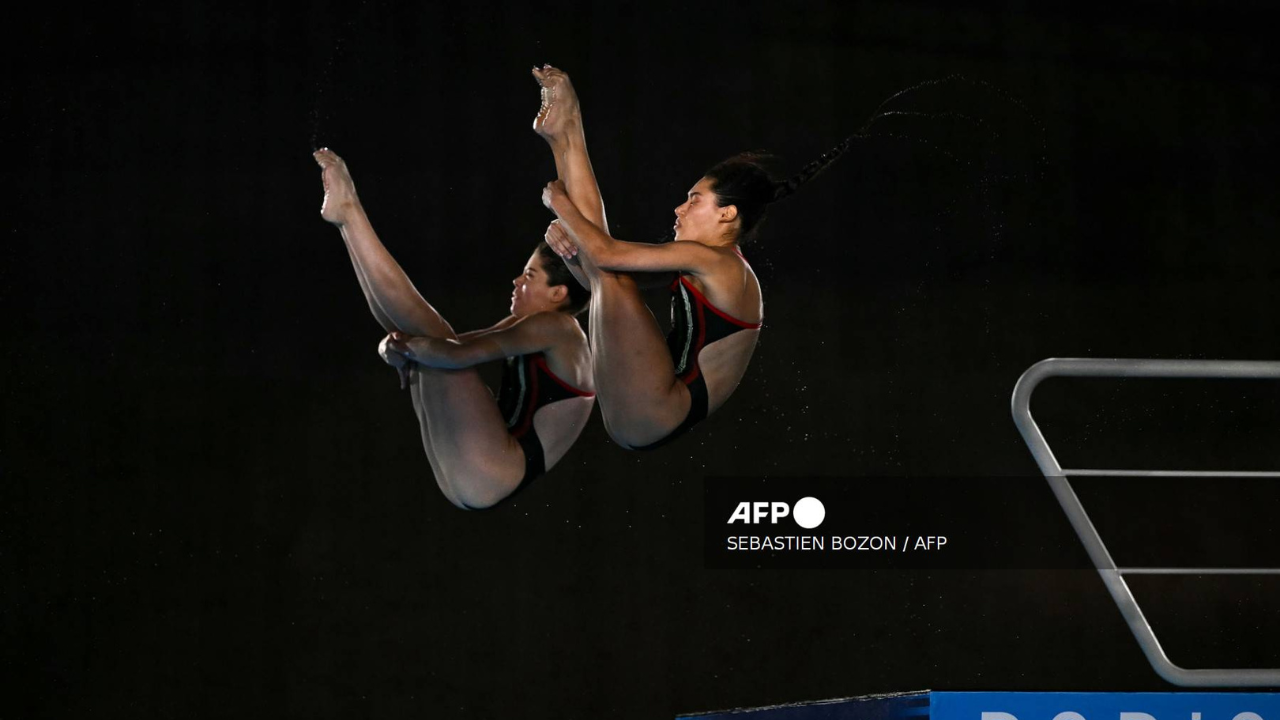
544,219 -> 577,259
542,179 -> 569,211
379,332 -> 413,390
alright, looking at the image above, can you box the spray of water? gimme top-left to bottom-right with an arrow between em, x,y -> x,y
309,7 -> 369,154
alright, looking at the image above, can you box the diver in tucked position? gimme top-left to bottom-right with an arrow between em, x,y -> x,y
533,65 -> 853,450
314,147 -> 595,509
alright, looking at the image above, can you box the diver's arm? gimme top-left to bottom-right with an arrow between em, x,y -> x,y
456,315 -> 519,342
384,312 -> 571,370
545,187 -> 726,277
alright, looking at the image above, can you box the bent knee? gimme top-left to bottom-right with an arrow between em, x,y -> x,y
443,467 -> 523,510
601,417 -> 668,451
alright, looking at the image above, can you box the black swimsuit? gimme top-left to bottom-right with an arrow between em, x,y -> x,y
497,352 -> 594,485
635,265 -> 762,451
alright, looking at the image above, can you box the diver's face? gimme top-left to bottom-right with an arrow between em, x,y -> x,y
673,177 -> 732,242
511,251 -> 562,317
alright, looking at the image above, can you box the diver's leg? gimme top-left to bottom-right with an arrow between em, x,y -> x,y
314,150 -> 511,502
409,366 -> 527,510
534,66 -> 607,233
403,384 -> 463,508
315,148 -> 454,338
585,271 -> 691,449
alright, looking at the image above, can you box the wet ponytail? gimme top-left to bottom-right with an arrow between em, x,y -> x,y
772,135 -> 856,202
704,136 -> 855,244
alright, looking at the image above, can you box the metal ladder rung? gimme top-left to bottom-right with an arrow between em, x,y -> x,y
1119,568 -> 1280,575
1064,469 -> 1280,478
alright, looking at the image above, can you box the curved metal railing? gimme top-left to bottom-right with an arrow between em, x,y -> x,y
1012,358 -> 1280,687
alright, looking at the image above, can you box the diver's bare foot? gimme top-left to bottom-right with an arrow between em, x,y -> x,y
314,148 -> 361,225
531,64 -> 582,142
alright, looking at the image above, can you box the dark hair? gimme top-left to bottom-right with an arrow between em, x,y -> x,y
535,242 -> 591,316
703,137 -> 855,244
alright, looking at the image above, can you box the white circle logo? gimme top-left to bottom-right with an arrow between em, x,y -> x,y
793,497 -> 825,529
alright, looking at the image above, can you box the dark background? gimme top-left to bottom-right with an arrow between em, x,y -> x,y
6,1 -> 1280,717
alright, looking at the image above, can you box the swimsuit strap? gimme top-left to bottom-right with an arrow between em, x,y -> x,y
677,276 -> 763,330
532,354 -> 595,397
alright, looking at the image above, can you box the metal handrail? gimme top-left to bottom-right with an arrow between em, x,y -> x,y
1011,358 -> 1280,687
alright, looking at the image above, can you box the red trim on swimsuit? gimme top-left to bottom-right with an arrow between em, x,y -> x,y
675,276 -> 763,330
663,246 -> 763,389
501,353 -> 594,440
531,355 -> 596,398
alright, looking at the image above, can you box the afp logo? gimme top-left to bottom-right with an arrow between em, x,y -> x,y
727,497 -> 825,529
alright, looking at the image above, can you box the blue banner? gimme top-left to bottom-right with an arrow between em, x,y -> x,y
678,692 -> 1280,720
932,693 -> 1280,720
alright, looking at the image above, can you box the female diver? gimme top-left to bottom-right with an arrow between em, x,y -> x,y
535,65 -> 852,450
313,146 -> 596,510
